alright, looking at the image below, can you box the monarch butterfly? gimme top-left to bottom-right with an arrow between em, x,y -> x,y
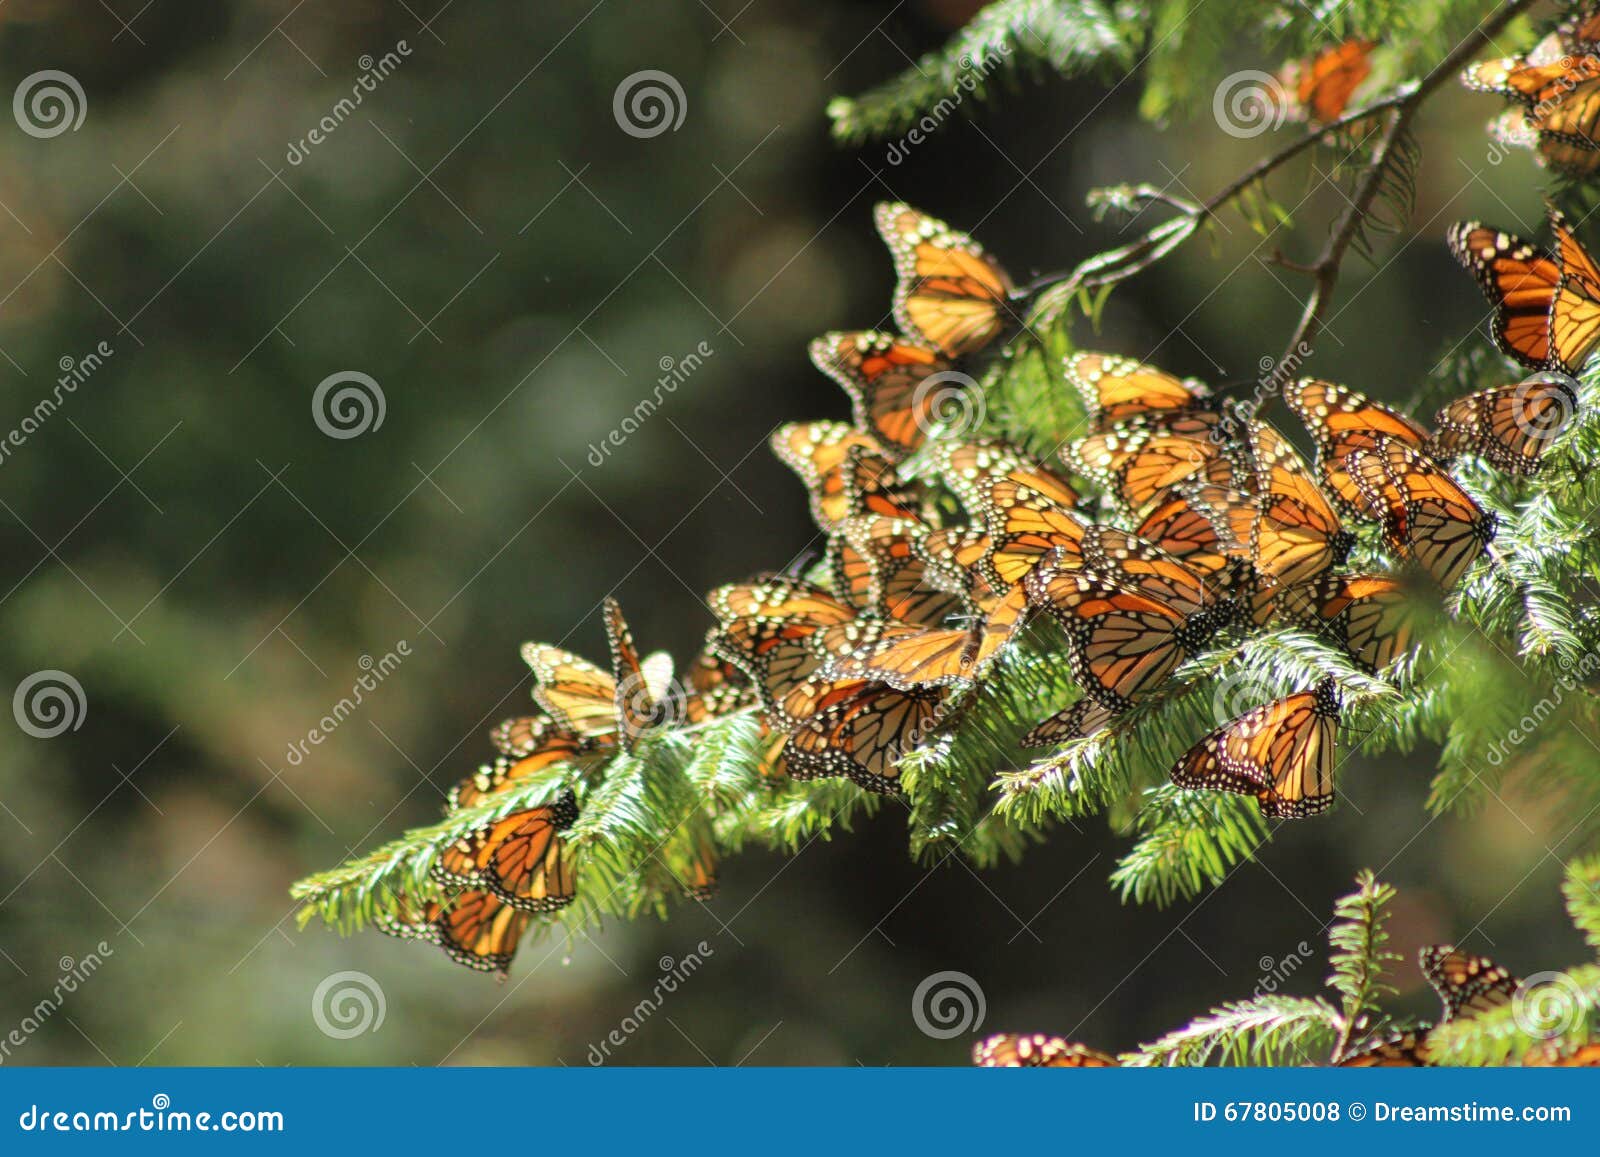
520,599 -> 676,751
1432,376 -> 1578,475
1170,677 -> 1341,818
972,1033 -> 1119,1067
1065,352 -> 1214,434
978,477 -> 1091,590
1020,697 -> 1116,747
1023,566 -> 1235,715
875,202 -> 1015,358
1345,437 -> 1498,590
1134,487 -> 1244,581
830,514 -> 969,626
433,789 -> 580,913
913,525 -> 999,608
1276,573 -> 1416,674
449,728 -> 588,811
820,580 -> 1029,690
489,714 -> 568,759
1284,38 -> 1375,124
1070,416 -> 1237,512
770,422 -> 919,530
1338,1030 -> 1432,1067
1462,25 -> 1600,176
1420,945 -> 1519,1021
933,438 -> 1081,519
1341,943 -> 1523,1065
681,642 -> 757,724
376,889 -> 532,976
1524,1041 -> 1600,1066
1448,209 -> 1600,374
708,579 -> 855,723
1283,378 -> 1438,520
779,678 -> 946,795
808,331 -> 954,459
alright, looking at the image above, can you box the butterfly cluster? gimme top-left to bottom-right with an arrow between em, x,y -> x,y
377,598 -> 743,974
1463,4 -> 1600,176
375,191 -> 1586,976
973,945 -> 1600,1068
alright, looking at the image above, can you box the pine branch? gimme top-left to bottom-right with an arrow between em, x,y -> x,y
1127,996 -> 1341,1067
1563,855 -> 1600,958
827,0 -> 1143,144
1326,870 -> 1402,1062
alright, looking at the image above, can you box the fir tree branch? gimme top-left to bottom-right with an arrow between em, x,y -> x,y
1326,871 -> 1402,1063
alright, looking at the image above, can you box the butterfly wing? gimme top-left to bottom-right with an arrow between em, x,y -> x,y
1170,678 -> 1341,818
1066,351 -> 1213,433
973,1033 -> 1118,1067
1448,222 -> 1562,370
875,202 -> 1014,357
1432,377 -> 1577,475
809,331 -> 951,458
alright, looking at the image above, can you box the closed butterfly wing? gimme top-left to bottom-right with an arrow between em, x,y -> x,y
1347,438 -> 1497,589
875,202 -> 1014,357
1420,945 -> 1520,1022
521,642 -> 617,745
1170,678 -> 1341,818
1549,208 -> 1600,374
449,730 -> 587,811
1448,221 -> 1562,370
1284,378 -> 1437,520
1066,351 -> 1213,433
771,422 -> 913,530
809,331 -> 950,458
1277,573 -> 1415,674
934,438 -> 1081,518
780,679 -> 945,794
1294,38 -> 1375,123
1432,376 -> 1578,475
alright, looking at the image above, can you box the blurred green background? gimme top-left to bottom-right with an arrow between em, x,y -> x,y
0,0 -> 1585,1066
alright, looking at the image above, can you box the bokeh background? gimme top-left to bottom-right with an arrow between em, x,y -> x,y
0,0 -> 1586,1066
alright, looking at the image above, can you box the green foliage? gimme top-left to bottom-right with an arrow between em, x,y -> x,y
827,1 -> 1145,144
295,0 -> 1600,980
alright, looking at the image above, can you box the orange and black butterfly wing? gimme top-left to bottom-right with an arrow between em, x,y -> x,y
876,202 -> 1014,358
1448,222 -> 1562,370
1420,945 -> 1520,1022
809,331 -> 953,458
1170,678 -> 1340,818
1277,573 -> 1415,674
521,643 -> 617,745
935,439 -> 1081,519
1432,377 -> 1577,475
1348,439 -> 1497,590
602,597 -> 661,750
449,730 -> 587,811
434,890 -> 533,974
1284,378 -> 1437,520
781,681 -> 945,795
1338,1030 -> 1431,1067
1020,698 -> 1117,748
973,1033 -> 1118,1067
1550,208 -> 1600,374
1065,352 -> 1213,433
770,422 -> 892,530
1297,38 -> 1375,123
